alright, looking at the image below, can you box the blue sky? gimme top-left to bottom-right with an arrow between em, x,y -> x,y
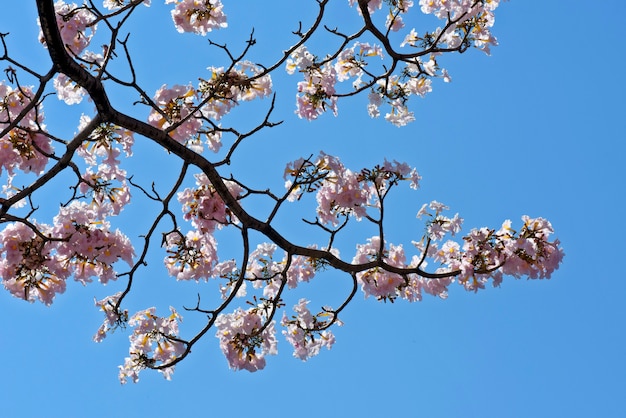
1,1 -> 625,417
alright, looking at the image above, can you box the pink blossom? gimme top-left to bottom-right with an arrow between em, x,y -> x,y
148,84 -> 203,145
313,154 -> 370,225
93,292 -> 126,342
215,307 -> 277,372
119,307 -> 185,383
386,14 -> 405,32
385,101 -> 415,127
499,216 -> 564,280
285,254 -> 316,288
334,42 -> 384,82
285,46 -> 315,75
247,242 -> 280,282
381,159 -> 421,189
38,1 -> 96,55
406,76 -> 432,97
178,173 -> 243,233
367,91 -> 383,118
353,237 -> 407,301
77,115 -> 134,165
0,222 -> 70,305
442,68 -> 452,82
295,64 -> 338,120
216,259 -> 245,299
80,163 -> 131,216
418,0 -> 501,53
52,201 -> 135,284
53,73 -> 86,104
401,28 -> 420,47
164,230 -> 219,281
0,83 -> 53,177
167,0 -> 227,35
281,299 -> 336,360
200,62 -> 272,123
348,0 -> 383,14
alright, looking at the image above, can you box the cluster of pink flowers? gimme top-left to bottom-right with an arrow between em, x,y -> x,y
240,243 -> 286,299
281,299 -> 337,361
348,0 -> 384,14
177,173 -> 243,233
200,62 -> 273,121
118,307 -> 185,383
413,202 -> 563,291
353,236 -> 409,301
246,243 -> 281,285
417,200 -> 463,240
148,64 -> 272,152
349,213 -> 563,301
285,254 -> 317,288
218,244 -> 321,301
286,43 -> 433,126
148,84 -> 205,146
164,174 -> 244,282
75,116 -> 134,216
42,2 -> 154,105
348,0 -> 415,31
163,230 -> 218,281
417,0 -> 500,54
53,73 -> 87,105
284,153 -> 420,225
286,46 -> 338,120
93,291 -> 126,342
335,42 -> 384,84
0,201 -> 134,304
499,216 -> 563,279
386,0 -> 415,31
0,83 -> 53,182
0,222 -> 69,305
368,60 -> 437,126
315,156 -> 370,225
39,0 -> 96,55
166,0 -> 227,35
284,153 -> 368,224
105,0 -> 225,36
52,201 -> 135,284
215,307 -> 277,372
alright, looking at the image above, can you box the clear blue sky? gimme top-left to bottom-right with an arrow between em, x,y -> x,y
1,1 -> 625,417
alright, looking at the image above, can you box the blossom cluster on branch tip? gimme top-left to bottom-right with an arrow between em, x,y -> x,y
281,298 -> 338,361
38,0 -> 96,56
215,307 -> 277,372
104,0 -> 225,34
93,292 -> 127,343
164,230 -> 219,281
147,63 -> 272,152
77,115 -> 134,216
166,0 -> 227,35
0,202 -> 134,305
178,173 -> 243,233
284,153 -> 420,225
0,83 -> 53,187
118,307 -> 185,383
